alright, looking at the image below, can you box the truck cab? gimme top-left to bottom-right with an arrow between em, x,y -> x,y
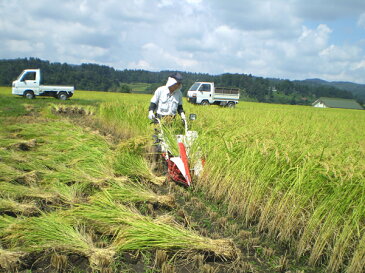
12,69 -> 74,100
13,69 -> 41,96
187,82 -> 240,107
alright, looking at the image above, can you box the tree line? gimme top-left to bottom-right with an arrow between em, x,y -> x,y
0,58 -> 357,105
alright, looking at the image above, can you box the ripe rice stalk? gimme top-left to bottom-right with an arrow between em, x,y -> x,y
2,213 -> 115,271
0,215 -> 18,236
0,182 -> 57,201
10,171 -> 39,186
72,193 -> 238,260
70,191 -> 145,234
347,232 -> 365,273
0,162 -> 24,183
0,198 -> 38,215
0,247 -> 25,272
114,149 -> 165,185
98,101 -> 149,138
159,122 -> 180,157
297,181 -> 365,269
50,252 -> 68,272
47,181 -> 90,205
50,104 -> 95,116
113,216 -> 239,260
102,180 -> 175,208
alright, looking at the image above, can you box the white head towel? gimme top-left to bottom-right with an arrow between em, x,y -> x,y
166,77 -> 178,88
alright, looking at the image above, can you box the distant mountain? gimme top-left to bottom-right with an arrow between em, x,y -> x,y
299,79 -> 365,100
0,57 -> 362,105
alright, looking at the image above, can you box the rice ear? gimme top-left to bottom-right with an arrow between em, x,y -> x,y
50,252 -> 68,272
113,217 -> 240,260
205,238 -> 240,260
150,175 -> 166,186
0,248 -> 25,272
87,248 -> 116,271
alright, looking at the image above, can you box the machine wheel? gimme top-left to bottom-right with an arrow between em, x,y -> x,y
227,101 -> 235,108
58,92 -> 68,100
24,90 -> 35,99
201,100 -> 209,106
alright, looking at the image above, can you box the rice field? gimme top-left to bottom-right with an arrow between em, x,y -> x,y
0,86 -> 364,272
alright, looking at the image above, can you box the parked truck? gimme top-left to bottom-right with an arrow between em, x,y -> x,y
187,82 -> 240,107
12,69 -> 74,100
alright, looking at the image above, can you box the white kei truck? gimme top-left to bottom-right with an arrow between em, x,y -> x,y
12,69 -> 74,100
187,82 -> 240,107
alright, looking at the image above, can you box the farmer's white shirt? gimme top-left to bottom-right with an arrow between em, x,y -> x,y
150,86 -> 183,116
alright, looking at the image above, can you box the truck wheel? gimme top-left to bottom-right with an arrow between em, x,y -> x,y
24,90 -> 35,99
201,100 -> 209,106
227,102 -> 236,108
58,92 -> 68,100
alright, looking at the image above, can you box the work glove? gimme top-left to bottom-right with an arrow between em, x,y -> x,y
148,110 -> 155,120
180,112 -> 186,121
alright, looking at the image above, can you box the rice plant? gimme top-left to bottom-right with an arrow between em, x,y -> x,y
2,86 -> 365,271
0,183 -> 57,201
101,180 -> 175,208
2,213 -> 115,271
69,191 -> 145,235
94,95 -> 365,272
50,104 -> 96,115
114,147 -> 165,185
47,181 -> 91,205
71,192 -> 238,259
0,197 -> 38,215
0,246 -> 25,272
113,217 -> 238,260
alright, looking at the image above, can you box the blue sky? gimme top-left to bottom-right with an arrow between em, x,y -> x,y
1,0 -> 365,83
306,18 -> 363,45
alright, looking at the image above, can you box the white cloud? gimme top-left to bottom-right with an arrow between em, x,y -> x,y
0,0 -> 365,83
297,24 -> 332,54
358,13 -> 365,29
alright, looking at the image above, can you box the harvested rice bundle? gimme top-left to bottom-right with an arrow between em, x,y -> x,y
47,182 -> 90,205
0,215 -> 17,236
114,217 -> 238,260
102,180 -> 175,208
0,183 -> 56,201
70,192 -> 144,234
114,150 -> 165,185
0,247 -> 25,272
72,193 -> 238,260
2,213 -> 115,271
0,198 -> 38,215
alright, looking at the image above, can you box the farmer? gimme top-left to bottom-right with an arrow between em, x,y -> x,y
148,72 -> 186,122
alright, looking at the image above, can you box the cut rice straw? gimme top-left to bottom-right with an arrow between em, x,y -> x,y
2,213 -> 115,271
101,180 -> 175,208
71,192 -> 238,260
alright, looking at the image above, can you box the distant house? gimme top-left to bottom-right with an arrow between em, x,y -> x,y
312,97 -> 363,110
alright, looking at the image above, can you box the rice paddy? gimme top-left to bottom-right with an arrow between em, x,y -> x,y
0,86 -> 364,272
